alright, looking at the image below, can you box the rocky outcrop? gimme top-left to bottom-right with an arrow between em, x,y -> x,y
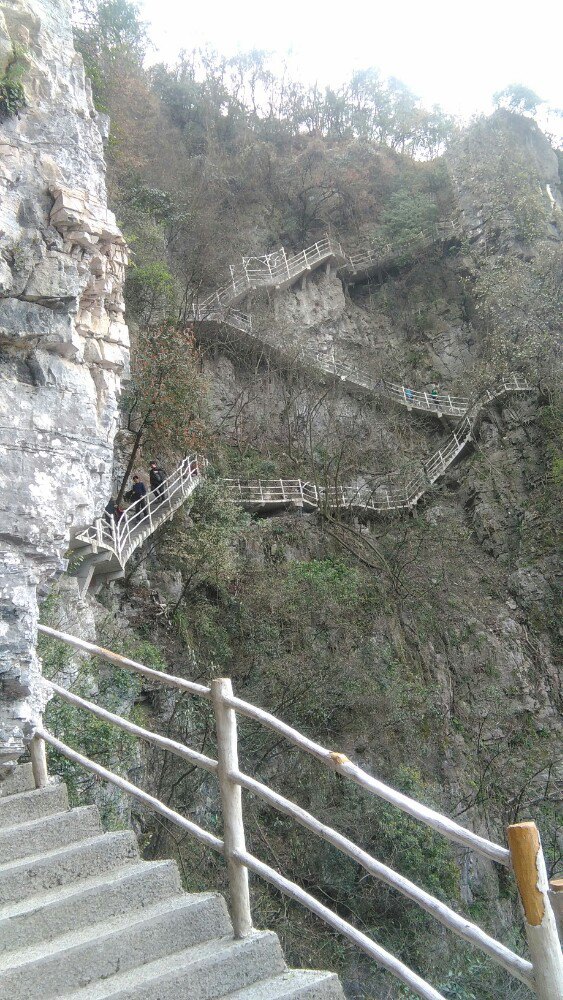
447,110 -> 562,243
0,0 -> 129,770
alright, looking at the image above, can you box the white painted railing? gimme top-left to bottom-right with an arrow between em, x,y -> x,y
191,228 -> 473,418
194,236 -> 346,321
310,352 -> 470,417
192,222 -> 460,328
33,625 -> 563,999
190,304 -> 253,334
74,455 -> 206,570
220,374 -> 531,514
341,221 -> 459,279
73,375 -> 532,580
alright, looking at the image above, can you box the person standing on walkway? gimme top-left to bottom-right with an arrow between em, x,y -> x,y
104,498 -> 117,524
131,475 -> 147,522
149,461 -> 166,502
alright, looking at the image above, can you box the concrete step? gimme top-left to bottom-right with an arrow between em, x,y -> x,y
0,805 -> 101,863
60,930 -> 286,999
0,830 -> 139,905
225,970 -> 346,999
76,551 -> 112,579
0,783 -> 68,829
0,891 -> 232,999
0,859 -> 181,955
0,764 -> 35,797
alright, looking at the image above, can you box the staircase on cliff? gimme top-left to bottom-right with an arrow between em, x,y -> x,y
70,372 -> 532,594
192,225 -> 460,333
68,225 -> 533,595
0,763 -> 344,999
70,455 -> 206,595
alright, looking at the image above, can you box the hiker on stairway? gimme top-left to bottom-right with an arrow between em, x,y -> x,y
130,475 -> 147,522
149,461 -> 166,502
104,498 -> 117,524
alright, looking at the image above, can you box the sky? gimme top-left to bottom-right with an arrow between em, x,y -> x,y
139,0 -> 562,137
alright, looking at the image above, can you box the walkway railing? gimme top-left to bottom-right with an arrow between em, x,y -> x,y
194,236 -> 346,322
192,222 -> 460,328
341,221 -> 460,280
220,374 -> 531,514
32,626 -> 563,1000
72,376 -> 532,580
74,455 -> 206,570
310,352 -> 470,417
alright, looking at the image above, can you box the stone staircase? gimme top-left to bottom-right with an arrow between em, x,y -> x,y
0,765 -> 344,999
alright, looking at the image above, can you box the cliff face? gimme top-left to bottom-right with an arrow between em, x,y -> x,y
0,0 -> 129,769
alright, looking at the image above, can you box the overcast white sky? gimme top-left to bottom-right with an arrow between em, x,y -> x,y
140,0 -> 562,135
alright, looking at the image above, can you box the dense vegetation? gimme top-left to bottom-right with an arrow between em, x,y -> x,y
42,3 -> 562,998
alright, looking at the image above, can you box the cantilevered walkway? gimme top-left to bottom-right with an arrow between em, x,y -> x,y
192,223 -> 459,335
71,226 -> 532,592
71,374 -> 531,593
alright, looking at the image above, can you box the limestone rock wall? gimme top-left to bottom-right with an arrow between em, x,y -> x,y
0,0 -> 129,769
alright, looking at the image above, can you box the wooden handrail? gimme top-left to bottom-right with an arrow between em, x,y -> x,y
47,680 -> 218,772
37,728 -> 224,854
37,624 -> 212,698
232,768 -> 533,985
508,824 -> 563,999
39,637 -> 543,995
236,848 -> 448,1000
222,692 -> 510,865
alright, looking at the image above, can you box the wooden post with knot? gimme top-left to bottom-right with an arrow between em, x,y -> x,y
507,822 -> 563,999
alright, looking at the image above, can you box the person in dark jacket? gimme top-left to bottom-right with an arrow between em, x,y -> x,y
149,461 -> 166,501
131,475 -> 147,523
104,498 -> 117,524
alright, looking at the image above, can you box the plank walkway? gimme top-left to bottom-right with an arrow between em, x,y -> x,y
193,227 -> 469,418
220,374 -> 530,513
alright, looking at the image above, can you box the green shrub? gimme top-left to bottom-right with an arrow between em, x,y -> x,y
0,47 -> 27,122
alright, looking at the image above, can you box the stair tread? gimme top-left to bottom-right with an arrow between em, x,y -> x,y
0,858 -> 178,921
0,805 -> 101,862
0,783 -> 63,808
59,930 -> 284,999
225,970 -> 344,998
0,804 -> 84,835
0,891 -> 224,972
0,829 -> 138,880
0,764 -> 35,797
0,782 -> 67,825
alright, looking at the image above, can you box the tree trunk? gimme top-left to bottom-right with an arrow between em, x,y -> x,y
116,426 -> 145,505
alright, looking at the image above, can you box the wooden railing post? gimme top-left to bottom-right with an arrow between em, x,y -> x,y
212,678 -> 252,938
549,880 -> 563,945
30,730 -> 49,788
507,822 -> 563,999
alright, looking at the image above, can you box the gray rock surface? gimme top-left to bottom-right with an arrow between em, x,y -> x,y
0,0 -> 129,769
